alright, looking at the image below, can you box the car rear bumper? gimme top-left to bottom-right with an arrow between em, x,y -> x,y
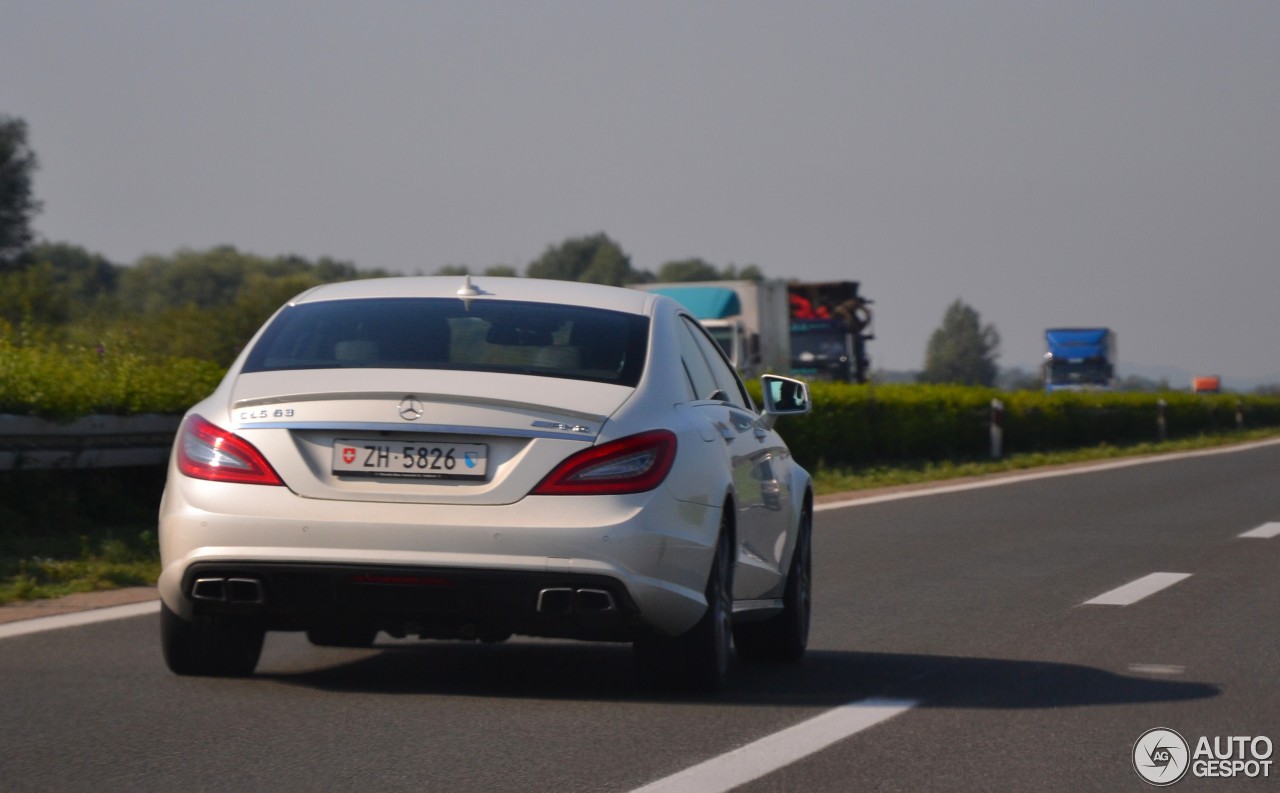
177,560 -> 649,642
158,480 -> 720,638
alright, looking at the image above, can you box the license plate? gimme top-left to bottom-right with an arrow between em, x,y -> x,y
333,439 -> 489,479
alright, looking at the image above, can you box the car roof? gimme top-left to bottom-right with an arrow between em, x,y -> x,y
291,276 -> 658,316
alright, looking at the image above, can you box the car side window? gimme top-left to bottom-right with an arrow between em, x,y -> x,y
680,316 -> 753,411
676,317 -> 720,401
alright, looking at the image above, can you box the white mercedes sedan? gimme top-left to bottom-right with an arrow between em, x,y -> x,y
158,276 -> 812,689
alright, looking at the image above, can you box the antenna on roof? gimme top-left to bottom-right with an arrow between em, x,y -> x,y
457,275 -> 481,297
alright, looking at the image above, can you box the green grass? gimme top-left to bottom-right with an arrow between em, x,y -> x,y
811,427 -> 1280,495
0,467 -> 167,606
0,532 -> 159,605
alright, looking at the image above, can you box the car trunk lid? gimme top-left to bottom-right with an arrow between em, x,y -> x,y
222,370 -> 633,505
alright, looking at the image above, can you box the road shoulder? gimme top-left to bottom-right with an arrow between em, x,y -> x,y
0,586 -> 158,625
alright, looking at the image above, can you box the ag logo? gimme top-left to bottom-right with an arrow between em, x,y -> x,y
1134,728 -> 1190,786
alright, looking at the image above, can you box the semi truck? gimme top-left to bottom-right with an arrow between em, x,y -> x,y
1043,328 -> 1116,392
787,281 -> 874,383
630,280 -> 792,378
633,278 -> 876,383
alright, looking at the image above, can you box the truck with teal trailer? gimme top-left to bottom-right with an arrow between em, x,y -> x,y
633,279 -> 875,383
630,280 -> 792,379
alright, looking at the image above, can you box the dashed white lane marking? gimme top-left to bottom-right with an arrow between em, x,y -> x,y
628,698 -> 918,793
0,600 -> 159,640
1129,664 -> 1186,676
1240,522 -> 1280,539
1083,573 -> 1192,606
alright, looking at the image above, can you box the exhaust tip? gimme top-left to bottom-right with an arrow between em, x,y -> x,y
227,578 -> 265,604
575,588 -> 616,613
192,577 -> 265,604
538,587 -> 617,614
537,587 -> 574,613
192,577 -> 227,602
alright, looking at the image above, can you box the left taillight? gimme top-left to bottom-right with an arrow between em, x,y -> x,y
177,415 -> 284,486
532,430 -> 677,496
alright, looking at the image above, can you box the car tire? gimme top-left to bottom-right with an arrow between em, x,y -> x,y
305,626 -> 379,648
733,506 -> 811,663
634,519 -> 734,691
160,601 -> 265,677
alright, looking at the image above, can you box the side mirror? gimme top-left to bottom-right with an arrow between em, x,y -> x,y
760,375 -> 811,423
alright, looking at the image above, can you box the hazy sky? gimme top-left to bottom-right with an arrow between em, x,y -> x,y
3,2 -> 1278,382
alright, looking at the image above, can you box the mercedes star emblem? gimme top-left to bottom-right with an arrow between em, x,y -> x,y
398,396 -> 424,421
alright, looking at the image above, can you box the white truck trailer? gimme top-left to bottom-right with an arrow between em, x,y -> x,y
630,280 -> 791,379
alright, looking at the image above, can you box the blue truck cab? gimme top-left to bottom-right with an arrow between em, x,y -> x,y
1043,328 -> 1116,392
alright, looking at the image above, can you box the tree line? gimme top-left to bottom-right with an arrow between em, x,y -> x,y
4,111 -> 1010,384
1,237 -> 772,367
443,234 -> 762,286
2,114 -> 768,366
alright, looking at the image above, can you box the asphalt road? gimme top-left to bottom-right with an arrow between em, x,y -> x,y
2,442 -> 1278,792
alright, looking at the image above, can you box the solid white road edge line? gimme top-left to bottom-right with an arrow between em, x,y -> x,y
1082,572 -> 1192,606
815,436 -> 1280,513
627,698 -> 918,793
1240,522 -> 1280,539
0,600 -> 159,641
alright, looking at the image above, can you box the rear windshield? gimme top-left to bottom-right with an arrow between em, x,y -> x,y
241,298 -> 649,387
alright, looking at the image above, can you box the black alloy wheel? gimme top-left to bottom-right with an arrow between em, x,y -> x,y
160,601 -> 265,677
733,506 -> 811,663
634,517 -> 735,691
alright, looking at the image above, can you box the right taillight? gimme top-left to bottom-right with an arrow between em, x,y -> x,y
531,430 -> 677,496
177,415 -> 284,486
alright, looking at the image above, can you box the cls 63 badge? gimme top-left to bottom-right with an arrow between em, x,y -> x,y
238,408 -> 296,421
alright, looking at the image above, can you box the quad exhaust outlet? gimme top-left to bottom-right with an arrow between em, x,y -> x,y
191,577 -> 265,605
536,587 -> 616,614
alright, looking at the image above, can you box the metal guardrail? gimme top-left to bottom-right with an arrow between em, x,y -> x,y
0,414 -> 182,471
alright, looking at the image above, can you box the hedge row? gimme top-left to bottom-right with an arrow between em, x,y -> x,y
0,337 -> 225,420
5,338 -> 1279,467
755,382 -> 1280,470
